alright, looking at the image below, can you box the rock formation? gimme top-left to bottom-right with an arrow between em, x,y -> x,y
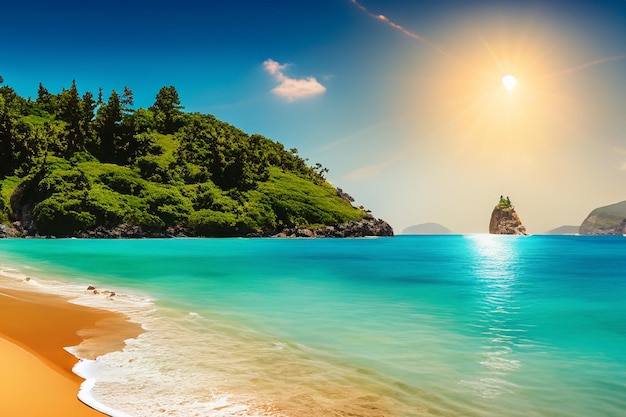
0,223 -> 18,238
272,214 -> 394,238
579,200 -> 626,235
489,197 -> 527,235
1,215 -> 395,239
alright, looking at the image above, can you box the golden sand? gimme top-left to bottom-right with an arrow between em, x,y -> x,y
0,287 -> 142,417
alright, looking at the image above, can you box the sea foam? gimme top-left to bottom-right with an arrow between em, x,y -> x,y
2,264 -> 395,417
2,236 -> 625,417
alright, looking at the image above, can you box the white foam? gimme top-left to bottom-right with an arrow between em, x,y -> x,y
0,267 -> 271,416
1,261 -> 395,417
73,313 -> 285,417
75,359 -> 135,417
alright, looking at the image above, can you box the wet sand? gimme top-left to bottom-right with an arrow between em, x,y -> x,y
0,287 -> 142,417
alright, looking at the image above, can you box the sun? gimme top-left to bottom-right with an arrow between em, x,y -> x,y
502,74 -> 517,90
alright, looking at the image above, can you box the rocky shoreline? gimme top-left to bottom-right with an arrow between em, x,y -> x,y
270,214 -> 394,238
580,219 -> 626,236
0,214 -> 394,239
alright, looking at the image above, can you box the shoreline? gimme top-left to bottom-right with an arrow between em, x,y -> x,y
1,238 -> 623,417
0,285 -> 142,417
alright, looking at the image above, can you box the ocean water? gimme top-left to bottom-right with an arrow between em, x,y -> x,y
0,235 -> 625,417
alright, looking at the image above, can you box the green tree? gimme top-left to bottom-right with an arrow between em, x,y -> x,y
312,162 -> 329,182
94,87 -> 137,163
127,108 -> 155,133
0,93 -> 44,178
176,114 -> 268,190
37,83 -> 48,101
81,91 -> 96,148
36,82 -> 57,114
121,86 -> 134,112
121,108 -> 156,164
150,86 -> 183,134
0,93 -> 16,177
58,80 -> 84,155
95,90 -> 123,162
0,86 -> 33,177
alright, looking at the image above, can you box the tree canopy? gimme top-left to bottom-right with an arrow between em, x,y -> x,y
0,79 -> 365,237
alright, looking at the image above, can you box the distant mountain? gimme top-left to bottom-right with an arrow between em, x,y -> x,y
402,223 -> 452,235
544,225 -> 579,235
579,200 -> 626,235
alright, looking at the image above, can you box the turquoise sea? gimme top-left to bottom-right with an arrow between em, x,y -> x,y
0,235 -> 625,417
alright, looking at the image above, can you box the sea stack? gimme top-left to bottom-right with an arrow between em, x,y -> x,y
489,196 -> 527,235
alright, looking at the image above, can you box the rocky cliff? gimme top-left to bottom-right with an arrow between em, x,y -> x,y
272,214 -> 394,238
2,214 -> 395,239
579,200 -> 626,235
489,197 -> 527,235
0,224 -> 19,238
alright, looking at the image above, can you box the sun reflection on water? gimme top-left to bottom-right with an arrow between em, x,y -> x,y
462,235 -> 526,399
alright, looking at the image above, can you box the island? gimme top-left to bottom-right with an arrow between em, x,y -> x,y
0,80 -> 393,238
488,196 -> 527,235
402,223 -> 452,235
544,225 -> 580,235
579,200 -> 626,235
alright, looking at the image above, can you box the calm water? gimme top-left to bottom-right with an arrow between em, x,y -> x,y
0,235 -> 624,417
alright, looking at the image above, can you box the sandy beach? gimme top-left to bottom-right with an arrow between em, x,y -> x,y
0,286 -> 142,417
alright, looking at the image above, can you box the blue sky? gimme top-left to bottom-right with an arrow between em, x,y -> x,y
2,0 -> 625,233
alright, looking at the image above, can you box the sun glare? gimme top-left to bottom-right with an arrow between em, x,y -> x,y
502,74 -> 517,90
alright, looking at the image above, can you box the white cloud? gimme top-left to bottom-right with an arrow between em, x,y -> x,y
263,59 -> 287,77
263,59 -> 326,101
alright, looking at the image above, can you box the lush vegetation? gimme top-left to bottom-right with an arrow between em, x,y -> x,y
497,196 -> 512,209
0,77 -> 365,236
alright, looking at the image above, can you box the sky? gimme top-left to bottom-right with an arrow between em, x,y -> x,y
2,0 -> 625,233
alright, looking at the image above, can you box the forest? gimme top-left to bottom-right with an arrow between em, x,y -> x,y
0,76 -> 366,237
